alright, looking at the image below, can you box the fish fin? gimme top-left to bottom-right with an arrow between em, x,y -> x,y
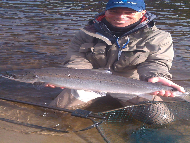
174,91 -> 190,102
137,94 -> 155,101
33,82 -> 47,90
109,93 -> 154,102
91,68 -> 112,74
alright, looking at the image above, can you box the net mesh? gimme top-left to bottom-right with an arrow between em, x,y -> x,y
97,101 -> 190,143
0,98 -> 189,142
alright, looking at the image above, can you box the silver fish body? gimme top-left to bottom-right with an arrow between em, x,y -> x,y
0,68 -> 173,95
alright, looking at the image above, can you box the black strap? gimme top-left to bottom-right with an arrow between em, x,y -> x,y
0,96 -> 105,119
0,96 -> 106,133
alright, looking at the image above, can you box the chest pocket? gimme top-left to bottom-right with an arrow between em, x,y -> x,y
114,50 -> 149,71
79,43 -> 107,68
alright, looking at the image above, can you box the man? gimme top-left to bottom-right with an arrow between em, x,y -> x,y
49,0 -> 185,124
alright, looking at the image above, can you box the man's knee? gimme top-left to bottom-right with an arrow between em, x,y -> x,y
49,89 -> 104,109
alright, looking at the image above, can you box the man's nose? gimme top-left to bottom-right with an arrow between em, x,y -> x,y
118,14 -> 126,18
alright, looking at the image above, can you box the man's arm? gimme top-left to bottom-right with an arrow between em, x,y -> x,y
63,30 -> 94,69
137,32 -> 185,96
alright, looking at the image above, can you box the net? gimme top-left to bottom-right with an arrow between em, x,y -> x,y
97,101 -> 190,143
0,97 -> 189,143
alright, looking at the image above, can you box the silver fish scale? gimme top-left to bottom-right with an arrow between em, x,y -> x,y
1,68 -> 172,95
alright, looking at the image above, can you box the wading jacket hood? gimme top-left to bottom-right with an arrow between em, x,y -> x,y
64,11 -> 174,81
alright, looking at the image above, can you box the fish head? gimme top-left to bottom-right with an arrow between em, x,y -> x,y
0,70 -> 39,83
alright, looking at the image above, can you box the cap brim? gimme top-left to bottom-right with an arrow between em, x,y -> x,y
106,5 -> 143,12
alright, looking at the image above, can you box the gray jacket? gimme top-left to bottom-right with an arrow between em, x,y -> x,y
64,12 -> 174,81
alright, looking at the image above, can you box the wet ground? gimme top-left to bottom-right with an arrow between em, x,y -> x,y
0,0 -> 189,142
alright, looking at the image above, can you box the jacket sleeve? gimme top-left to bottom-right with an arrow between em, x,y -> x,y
63,30 -> 94,69
137,32 -> 174,81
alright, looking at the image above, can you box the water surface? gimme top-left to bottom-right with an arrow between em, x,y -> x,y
0,0 -> 189,142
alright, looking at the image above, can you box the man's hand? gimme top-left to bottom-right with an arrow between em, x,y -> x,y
148,77 -> 185,97
46,84 -> 64,89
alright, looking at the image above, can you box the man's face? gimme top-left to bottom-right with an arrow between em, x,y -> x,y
105,7 -> 146,27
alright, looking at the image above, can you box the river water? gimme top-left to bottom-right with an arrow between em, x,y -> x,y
0,0 -> 189,143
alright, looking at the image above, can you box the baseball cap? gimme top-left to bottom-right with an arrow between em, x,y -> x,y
106,0 -> 146,12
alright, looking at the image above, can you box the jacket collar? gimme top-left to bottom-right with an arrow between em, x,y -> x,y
83,11 -> 156,44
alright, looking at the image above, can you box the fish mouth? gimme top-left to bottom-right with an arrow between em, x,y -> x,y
6,72 -> 17,78
0,71 -> 17,79
0,71 -> 35,82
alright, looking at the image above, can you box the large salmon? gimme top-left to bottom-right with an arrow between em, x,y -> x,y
0,68 -> 174,95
